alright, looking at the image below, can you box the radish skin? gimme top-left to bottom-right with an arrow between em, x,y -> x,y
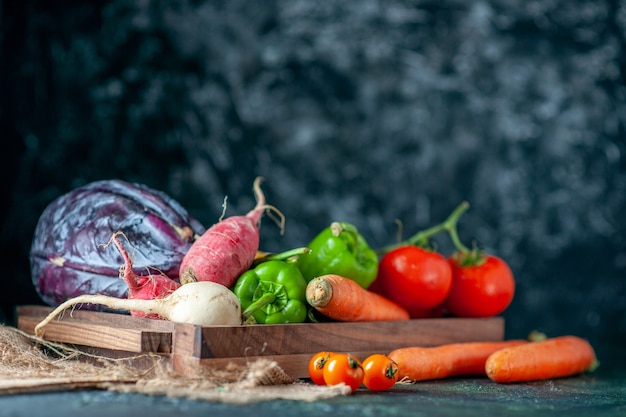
34,281 -> 242,337
109,232 -> 181,318
179,177 -> 280,288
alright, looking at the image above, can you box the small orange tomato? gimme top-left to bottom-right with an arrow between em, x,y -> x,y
308,351 -> 334,385
362,354 -> 399,391
323,353 -> 364,393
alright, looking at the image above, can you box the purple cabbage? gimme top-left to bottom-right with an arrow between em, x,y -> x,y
30,179 -> 206,308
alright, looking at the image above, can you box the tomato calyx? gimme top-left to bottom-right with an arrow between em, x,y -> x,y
450,247 -> 487,268
316,352 -> 332,369
346,353 -> 361,370
385,361 -> 399,380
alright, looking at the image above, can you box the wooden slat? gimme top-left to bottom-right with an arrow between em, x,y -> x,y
172,317 -> 504,360
17,306 -> 173,353
16,305 -> 176,331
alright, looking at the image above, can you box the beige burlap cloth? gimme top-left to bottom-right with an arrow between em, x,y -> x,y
0,324 -> 351,403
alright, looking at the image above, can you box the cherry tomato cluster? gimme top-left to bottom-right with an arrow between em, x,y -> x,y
371,202 -> 516,319
308,352 -> 399,393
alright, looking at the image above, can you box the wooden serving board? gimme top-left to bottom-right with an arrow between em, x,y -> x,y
17,305 -> 505,379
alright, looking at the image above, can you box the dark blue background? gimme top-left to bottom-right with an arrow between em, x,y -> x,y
2,1 -> 625,363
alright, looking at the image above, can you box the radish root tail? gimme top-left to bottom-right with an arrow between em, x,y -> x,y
34,294 -> 131,338
252,176 -> 266,208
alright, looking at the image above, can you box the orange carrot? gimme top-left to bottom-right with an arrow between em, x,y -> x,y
485,335 -> 598,383
388,340 -> 528,382
306,274 -> 410,322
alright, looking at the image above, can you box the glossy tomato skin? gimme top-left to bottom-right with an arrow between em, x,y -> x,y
308,351 -> 334,385
323,353 -> 364,393
362,354 -> 399,391
444,254 -> 515,318
376,246 -> 452,316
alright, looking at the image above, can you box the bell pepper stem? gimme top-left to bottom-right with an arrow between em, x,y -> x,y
253,247 -> 311,265
330,222 -> 359,257
241,292 -> 276,321
377,201 -> 471,255
330,222 -> 346,237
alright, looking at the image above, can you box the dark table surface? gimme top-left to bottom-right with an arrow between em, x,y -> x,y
2,362 -> 624,417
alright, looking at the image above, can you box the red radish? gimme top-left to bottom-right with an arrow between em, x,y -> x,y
34,280 -> 243,337
108,232 -> 180,318
179,177 -> 282,288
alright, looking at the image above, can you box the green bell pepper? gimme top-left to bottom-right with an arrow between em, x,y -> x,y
295,222 -> 379,289
233,260 -> 308,324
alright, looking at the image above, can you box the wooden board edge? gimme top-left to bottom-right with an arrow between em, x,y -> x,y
17,315 -> 172,354
16,305 -> 176,332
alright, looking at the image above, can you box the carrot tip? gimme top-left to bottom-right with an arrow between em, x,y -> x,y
527,330 -> 548,342
306,277 -> 332,308
588,358 -> 601,373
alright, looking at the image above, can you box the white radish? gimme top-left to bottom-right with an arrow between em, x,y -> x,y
35,281 -> 242,337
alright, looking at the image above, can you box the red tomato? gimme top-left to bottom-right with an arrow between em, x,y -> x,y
444,254 -> 515,317
362,354 -> 399,391
308,351 -> 334,385
323,353 -> 364,393
376,245 -> 453,316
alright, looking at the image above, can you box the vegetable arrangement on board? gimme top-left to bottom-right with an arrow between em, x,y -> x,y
30,177 -> 599,391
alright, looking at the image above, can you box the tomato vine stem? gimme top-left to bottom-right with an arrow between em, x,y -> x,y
377,201 -> 470,255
